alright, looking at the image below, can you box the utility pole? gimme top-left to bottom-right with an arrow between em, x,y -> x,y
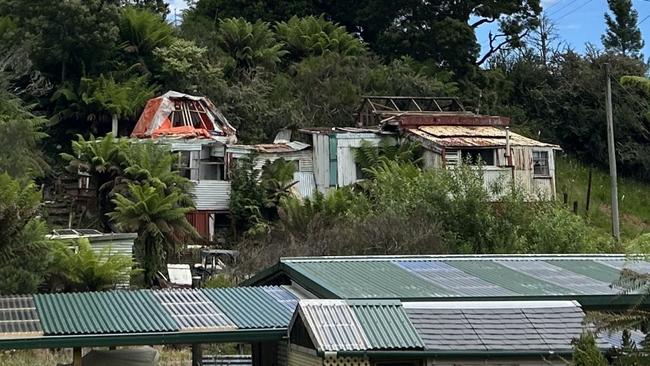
605,63 -> 621,242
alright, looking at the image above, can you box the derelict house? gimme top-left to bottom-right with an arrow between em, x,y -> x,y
131,91 -> 237,241
357,96 -> 562,199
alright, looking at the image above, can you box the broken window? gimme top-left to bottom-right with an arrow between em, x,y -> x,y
460,149 -> 495,166
533,150 -> 550,177
199,157 -> 226,180
176,151 -> 199,179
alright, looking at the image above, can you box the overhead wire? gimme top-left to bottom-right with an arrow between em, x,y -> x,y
554,0 -> 595,22
547,0 -> 579,16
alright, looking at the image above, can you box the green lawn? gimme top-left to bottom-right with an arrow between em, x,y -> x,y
555,154 -> 650,240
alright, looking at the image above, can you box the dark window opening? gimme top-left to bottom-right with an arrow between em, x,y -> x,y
460,149 -> 495,166
533,150 -> 550,177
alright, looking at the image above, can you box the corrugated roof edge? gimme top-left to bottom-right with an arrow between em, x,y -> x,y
240,262 -> 342,299
241,254 -> 636,286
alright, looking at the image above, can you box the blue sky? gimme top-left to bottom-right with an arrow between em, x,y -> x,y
168,0 -> 650,57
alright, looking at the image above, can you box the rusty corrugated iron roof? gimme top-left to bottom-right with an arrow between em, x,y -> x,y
227,141 -> 310,153
407,126 -> 559,148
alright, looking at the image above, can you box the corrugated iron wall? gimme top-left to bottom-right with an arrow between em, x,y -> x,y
192,180 -> 231,211
186,211 -> 213,240
312,135 -> 330,193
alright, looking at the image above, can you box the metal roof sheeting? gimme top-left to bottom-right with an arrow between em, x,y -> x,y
204,287 -> 296,329
154,290 -> 236,331
286,261 -> 452,298
270,255 -> 650,302
298,300 -> 368,351
35,291 -> 178,335
406,126 -> 559,148
349,300 -> 424,350
296,299 -> 424,352
0,296 -> 42,338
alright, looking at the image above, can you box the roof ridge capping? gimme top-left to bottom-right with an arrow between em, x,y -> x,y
280,254 -> 630,263
402,300 -> 581,310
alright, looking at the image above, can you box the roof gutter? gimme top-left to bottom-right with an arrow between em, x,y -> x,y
319,349 -> 573,359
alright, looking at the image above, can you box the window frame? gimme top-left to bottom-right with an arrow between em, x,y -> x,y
532,149 -> 551,178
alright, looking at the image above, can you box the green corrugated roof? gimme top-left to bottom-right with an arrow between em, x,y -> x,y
446,260 -> 574,295
203,287 -> 293,329
548,260 -> 623,283
349,300 -> 424,350
286,261 -> 452,298
34,291 -> 178,335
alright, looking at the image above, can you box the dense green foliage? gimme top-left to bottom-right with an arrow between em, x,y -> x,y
602,0 -> 644,58
47,239 -> 135,292
109,184 -> 198,286
572,332 -> 609,366
235,160 -> 612,274
0,174 -> 51,294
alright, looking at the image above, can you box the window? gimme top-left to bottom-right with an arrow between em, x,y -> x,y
533,150 -> 550,177
176,151 -> 198,179
460,149 -> 495,166
199,157 -> 225,180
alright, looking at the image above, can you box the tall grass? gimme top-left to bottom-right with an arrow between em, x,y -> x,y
555,154 -> 650,240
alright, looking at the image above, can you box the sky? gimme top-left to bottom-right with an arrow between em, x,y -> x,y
167,0 -> 650,57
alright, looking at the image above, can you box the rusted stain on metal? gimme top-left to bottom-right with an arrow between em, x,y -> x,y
397,114 -> 510,127
406,126 -> 559,149
227,141 -> 310,154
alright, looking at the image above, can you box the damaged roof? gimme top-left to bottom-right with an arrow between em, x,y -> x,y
131,91 -> 236,142
227,141 -> 310,154
406,125 -> 559,149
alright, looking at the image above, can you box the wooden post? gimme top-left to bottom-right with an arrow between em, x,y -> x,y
605,63 -> 621,242
111,114 -> 119,137
191,343 -> 202,366
563,192 -> 568,206
585,169 -> 593,214
73,347 -> 82,366
573,201 -> 579,214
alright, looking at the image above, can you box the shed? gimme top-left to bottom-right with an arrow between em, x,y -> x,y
283,299 -> 613,366
298,127 -> 396,192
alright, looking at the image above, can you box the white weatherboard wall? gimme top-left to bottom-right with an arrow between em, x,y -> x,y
192,180 -> 231,211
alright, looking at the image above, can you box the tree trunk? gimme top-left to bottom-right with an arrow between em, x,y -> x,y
112,114 -> 119,137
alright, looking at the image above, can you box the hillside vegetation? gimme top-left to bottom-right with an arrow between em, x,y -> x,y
555,154 -> 650,240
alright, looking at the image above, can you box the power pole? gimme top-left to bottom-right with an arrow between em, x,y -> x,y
605,63 -> 621,242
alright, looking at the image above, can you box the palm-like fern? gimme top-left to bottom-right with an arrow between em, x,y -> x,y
120,7 -> 174,75
275,16 -> 365,61
217,18 -> 287,71
48,239 -> 135,292
108,184 -> 198,286
354,139 -> 422,179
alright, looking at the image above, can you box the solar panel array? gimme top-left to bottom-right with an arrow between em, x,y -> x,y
0,296 -> 42,338
0,287 -> 298,340
282,256 -> 650,299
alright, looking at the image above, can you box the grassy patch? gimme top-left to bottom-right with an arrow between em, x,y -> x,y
555,154 -> 650,240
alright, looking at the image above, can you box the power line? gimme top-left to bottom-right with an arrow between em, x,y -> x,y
547,0 -> 579,16
545,0 -> 565,11
554,0 -> 595,22
638,14 -> 650,25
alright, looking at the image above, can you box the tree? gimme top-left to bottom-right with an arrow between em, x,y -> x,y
109,184 -> 198,286
216,18 -> 286,74
275,16 -> 365,61
0,0 -> 120,83
47,239 -> 135,292
0,86 -> 47,179
0,173 -> 51,294
572,332 -> 608,366
602,0 -> 644,58
119,6 -> 175,77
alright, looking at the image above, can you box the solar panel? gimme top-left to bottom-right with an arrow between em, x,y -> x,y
154,290 -> 236,331
394,261 -> 516,297
496,260 -> 614,295
0,296 -> 42,338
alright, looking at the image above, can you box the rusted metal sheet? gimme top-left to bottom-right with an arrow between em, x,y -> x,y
186,211 -> 213,239
228,142 -> 310,154
398,114 -> 510,127
407,127 -> 559,148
